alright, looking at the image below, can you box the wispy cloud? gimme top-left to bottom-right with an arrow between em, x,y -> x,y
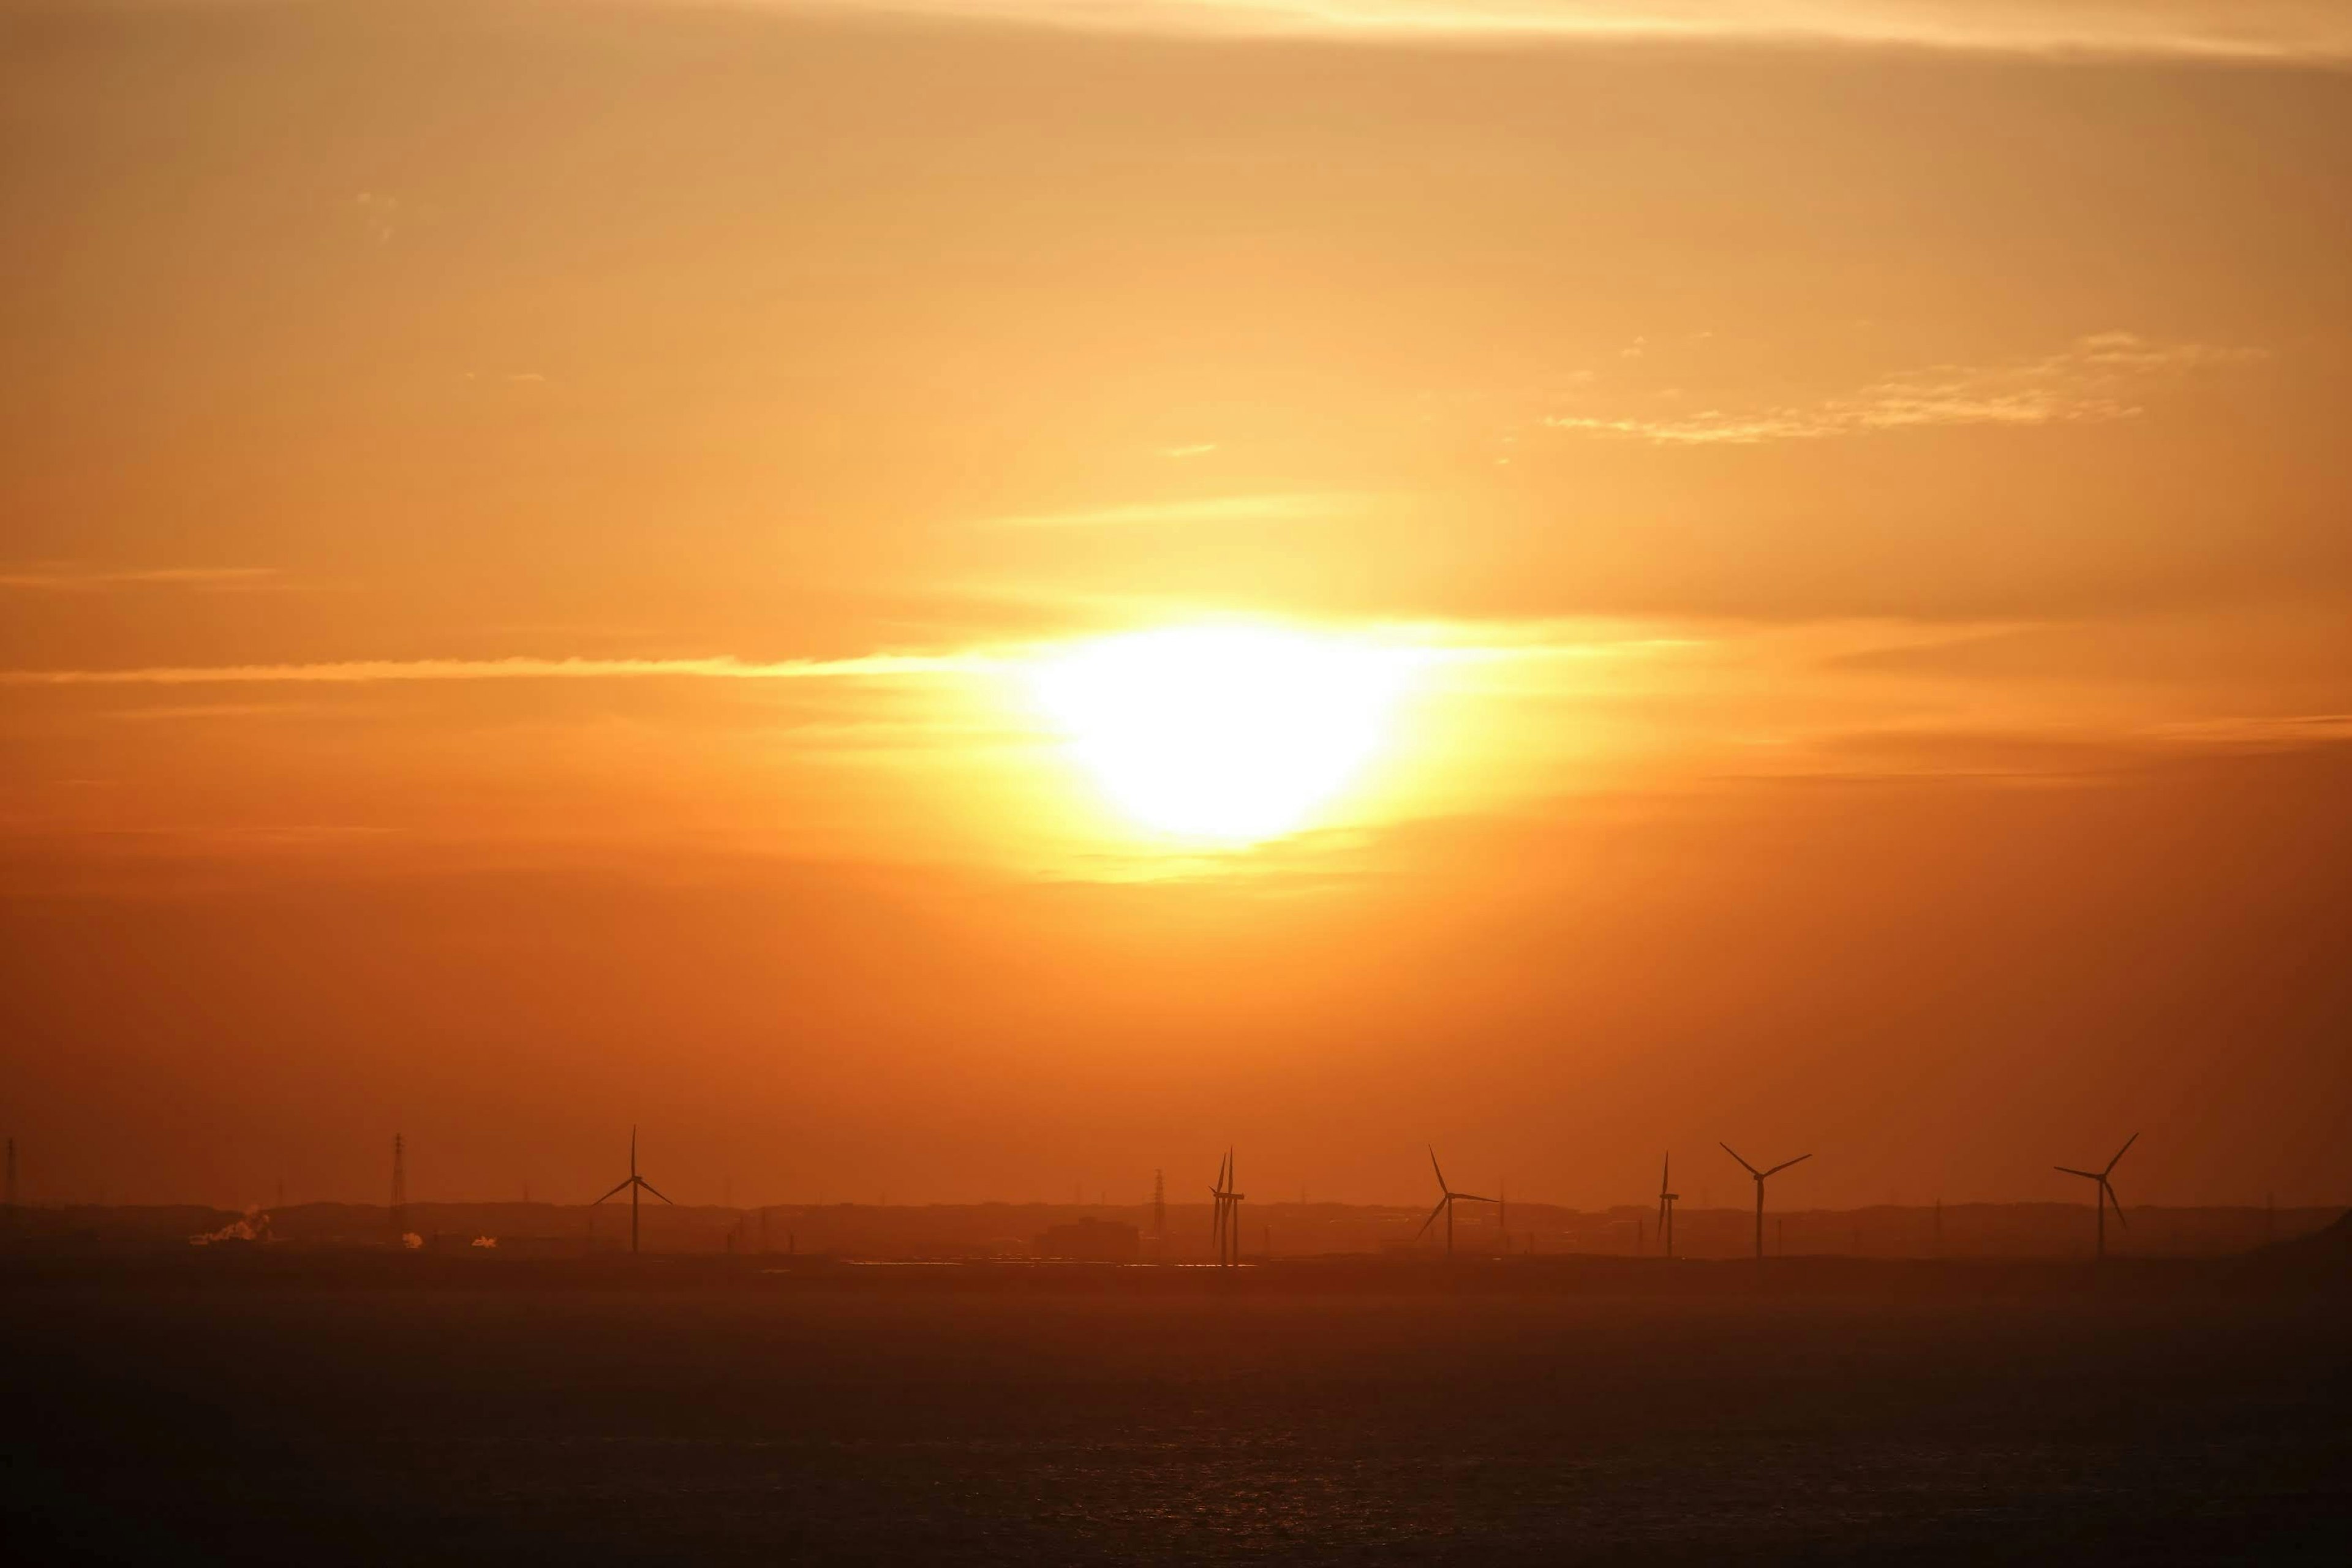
0,654 -> 989,687
0,624 -> 1687,693
791,2 -> 2352,63
976,493 -> 1368,529
0,566 -> 291,594
1542,334 -> 2256,447
350,190 -> 399,244
103,703 -> 334,722
2143,714 -> 2352,747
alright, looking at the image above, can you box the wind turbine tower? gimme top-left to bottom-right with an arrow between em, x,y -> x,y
1657,1153 -> 1678,1258
2055,1132 -> 2138,1262
1208,1150 -> 1242,1267
1152,1169 -> 1166,1261
1417,1147 -> 1495,1259
594,1126 -> 676,1255
1721,1144 -> 1811,1261
389,1133 -> 407,1241
1210,1152 -> 1224,1264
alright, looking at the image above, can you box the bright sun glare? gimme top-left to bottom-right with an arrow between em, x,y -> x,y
1027,624 -> 1419,843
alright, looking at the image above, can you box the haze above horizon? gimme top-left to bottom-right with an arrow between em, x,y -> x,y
2,0 -> 2348,1212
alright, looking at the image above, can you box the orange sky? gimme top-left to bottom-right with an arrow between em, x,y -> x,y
3,1 -> 2350,1210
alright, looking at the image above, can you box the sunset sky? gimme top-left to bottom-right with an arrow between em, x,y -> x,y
4,0 -> 2349,1211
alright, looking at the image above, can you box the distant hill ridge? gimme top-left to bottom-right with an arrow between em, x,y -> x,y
2237,1205 -> 2352,1282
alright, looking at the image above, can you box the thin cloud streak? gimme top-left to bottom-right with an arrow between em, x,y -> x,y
1544,334 -> 2256,446
0,654 -> 991,687
0,626 -> 1688,692
0,566 -> 290,593
977,493 -> 1368,529
783,1 -> 2352,63
2143,714 -> 2352,746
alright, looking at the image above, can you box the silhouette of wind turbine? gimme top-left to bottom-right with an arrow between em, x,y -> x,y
2056,1132 -> 2138,1262
1417,1146 -> 1494,1259
1208,1149 -> 1243,1267
1657,1153 -> 1679,1259
594,1126 -> 673,1255
1721,1144 -> 1810,1261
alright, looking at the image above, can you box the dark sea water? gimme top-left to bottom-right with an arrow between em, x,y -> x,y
3,1264 -> 2346,1563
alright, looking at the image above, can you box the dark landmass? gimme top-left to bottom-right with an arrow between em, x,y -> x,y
6,1196 -> 2342,1262
2,1239 -> 2348,1563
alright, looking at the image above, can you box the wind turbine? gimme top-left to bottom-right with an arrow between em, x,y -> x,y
1721,1143 -> 1810,1261
2055,1132 -> 2138,1261
1208,1149 -> 1243,1268
1417,1146 -> 1494,1259
594,1126 -> 674,1255
1657,1153 -> 1679,1259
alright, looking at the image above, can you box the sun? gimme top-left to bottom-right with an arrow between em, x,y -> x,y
1026,624 -> 1419,843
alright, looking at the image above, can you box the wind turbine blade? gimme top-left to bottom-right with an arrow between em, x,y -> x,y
2105,1181 -> 2128,1229
2104,1131 -> 2140,1176
1762,1155 -> 1812,1179
1658,1195 -> 1667,1227
594,1178 -> 631,1204
1660,1153 -> 1670,1196
1417,1197 -> 1448,1238
1719,1143 -> 1760,1177
2055,1167 -> 2098,1180
1454,1193 -> 1494,1204
639,1180 -> 676,1206
1428,1145 -> 1448,1194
